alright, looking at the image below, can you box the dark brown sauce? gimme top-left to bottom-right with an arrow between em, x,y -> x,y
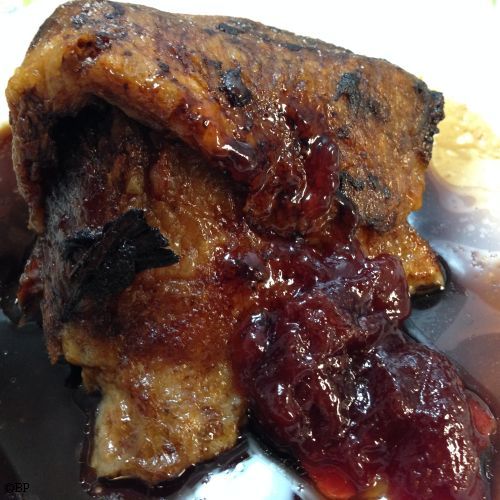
0,127 -> 34,322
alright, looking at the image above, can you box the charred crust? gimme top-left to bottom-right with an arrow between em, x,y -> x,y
414,80 -> 426,95
156,60 -> 170,76
367,173 -> 381,190
367,173 -> 391,199
70,3 -> 129,41
72,23 -> 127,63
220,67 -> 252,107
413,82 -> 444,162
364,212 -> 396,232
63,228 -> 99,263
74,35 -> 103,61
71,14 -> 89,30
232,19 -> 256,32
423,90 -> 444,161
365,97 -> 388,121
14,2 -> 443,251
205,58 -> 223,71
340,171 -> 394,230
430,91 -> 445,124
283,42 -> 302,52
61,209 -> 179,321
217,22 -> 246,36
336,125 -> 351,140
95,32 -> 112,50
334,72 -> 387,121
334,72 -> 362,111
106,2 -> 126,19
339,171 -> 365,192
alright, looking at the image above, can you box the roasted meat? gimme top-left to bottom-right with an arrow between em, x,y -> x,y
7,0 -> 444,292
7,1 -> 494,497
30,105 -> 254,481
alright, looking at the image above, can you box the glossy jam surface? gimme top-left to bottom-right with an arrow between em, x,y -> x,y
226,134 -> 495,498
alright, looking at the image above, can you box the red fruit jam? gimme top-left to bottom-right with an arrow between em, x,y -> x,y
227,133 -> 496,499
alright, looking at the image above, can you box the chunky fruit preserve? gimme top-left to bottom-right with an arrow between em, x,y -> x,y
226,134 -> 496,499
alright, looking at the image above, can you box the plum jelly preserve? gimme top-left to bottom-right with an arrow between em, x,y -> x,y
226,135 -> 496,499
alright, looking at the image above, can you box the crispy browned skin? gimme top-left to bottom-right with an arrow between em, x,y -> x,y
7,0 -> 444,291
7,0 -> 445,482
37,104 -> 253,481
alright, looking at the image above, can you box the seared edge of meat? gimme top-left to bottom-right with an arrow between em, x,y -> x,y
7,1 -> 443,248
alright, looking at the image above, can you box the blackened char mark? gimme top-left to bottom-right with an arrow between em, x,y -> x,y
336,125 -> 351,140
95,32 -> 112,50
156,60 -> 170,76
334,72 -> 362,112
367,174 -> 391,199
63,228 -> 100,263
283,42 -> 302,52
62,209 -> 179,321
220,67 -> 252,107
205,58 -> 222,71
71,14 -> 88,30
334,72 -> 387,121
339,171 -> 365,192
216,22 -> 246,36
106,2 -> 126,19
421,88 -> 445,162
72,23 -> 127,63
72,1 -> 125,29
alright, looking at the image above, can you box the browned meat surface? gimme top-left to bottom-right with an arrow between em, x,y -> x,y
7,0 -> 444,292
34,105 -> 253,481
6,0 -> 448,485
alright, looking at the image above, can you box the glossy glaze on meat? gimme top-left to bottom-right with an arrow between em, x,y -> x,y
31,105 -> 256,481
7,0 -> 444,292
6,1 -> 495,497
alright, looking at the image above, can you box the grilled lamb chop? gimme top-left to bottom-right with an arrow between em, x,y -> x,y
7,1 -> 494,498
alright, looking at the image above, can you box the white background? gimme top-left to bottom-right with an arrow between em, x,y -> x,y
0,0 -> 499,132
